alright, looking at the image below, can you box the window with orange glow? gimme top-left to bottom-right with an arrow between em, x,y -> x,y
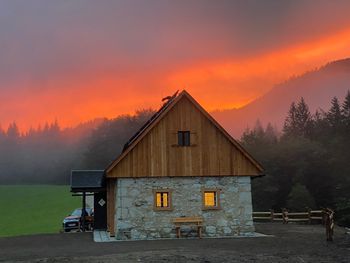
154,190 -> 172,210
203,189 -> 220,209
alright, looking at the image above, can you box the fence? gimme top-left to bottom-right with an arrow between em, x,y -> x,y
253,209 -> 323,224
253,208 -> 335,241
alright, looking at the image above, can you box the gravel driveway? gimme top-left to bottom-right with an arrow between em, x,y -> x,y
0,223 -> 349,262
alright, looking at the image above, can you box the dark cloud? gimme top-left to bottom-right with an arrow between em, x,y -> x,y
1,0 -> 350,84
1,0 -> 350,129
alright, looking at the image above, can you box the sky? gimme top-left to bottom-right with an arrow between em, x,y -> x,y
1,0 -> 350,131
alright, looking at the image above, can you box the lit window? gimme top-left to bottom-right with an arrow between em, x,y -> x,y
156,192 -> 168,207
203,189 -> 220,209
204,192 -> 216,206
178,131 -> 190,146
154,190 -> 172,210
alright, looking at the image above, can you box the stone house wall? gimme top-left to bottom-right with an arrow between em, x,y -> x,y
114,176 -> 254,240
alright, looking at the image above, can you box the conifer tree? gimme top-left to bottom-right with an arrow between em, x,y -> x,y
287,183 -> 316,211
295,97 -> 312,137
254,119 -> 265,139
241,127 -> 253,145
283,101 -> 298,136
7,122 -> 20,140
50,119 -> 60,133
283,98 -> 312,137
342,90 -> 350,127
265,122 -> 277,144
0,125 -> 5,143
327,96 -> 342,129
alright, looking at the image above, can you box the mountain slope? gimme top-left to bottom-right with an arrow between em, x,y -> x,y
212,58 -> 350,138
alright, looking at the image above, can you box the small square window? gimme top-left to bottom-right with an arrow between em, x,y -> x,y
202,189 -> 220,210
178,131 -> 190,146
153,190 -> 172,211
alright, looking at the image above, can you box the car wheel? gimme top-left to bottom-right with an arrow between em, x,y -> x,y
64,229 -> 71,233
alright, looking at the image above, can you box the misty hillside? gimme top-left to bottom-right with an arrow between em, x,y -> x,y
212,58 -> 350,137
0,111 -> 153,184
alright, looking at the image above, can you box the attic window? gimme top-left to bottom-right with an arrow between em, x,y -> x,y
154,190 -> 172,211
178,131 -> 190,146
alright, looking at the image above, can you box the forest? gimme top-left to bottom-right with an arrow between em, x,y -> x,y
0,110 -> 155,184
0,92 -> 349,225
243,91 -> 350,225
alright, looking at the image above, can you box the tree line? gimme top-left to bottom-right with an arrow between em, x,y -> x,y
0,121 -> 82,184
242,91 -> 350,225
1,92 -> 349,225
0,110 -> 155,184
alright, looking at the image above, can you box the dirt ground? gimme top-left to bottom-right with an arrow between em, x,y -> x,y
0,223 -> 349,262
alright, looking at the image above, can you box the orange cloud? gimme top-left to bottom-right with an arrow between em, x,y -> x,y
1,28 -> 350,133
166,28 -> 350,111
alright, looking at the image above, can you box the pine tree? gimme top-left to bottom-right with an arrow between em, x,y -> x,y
265,123 -> 278,144
287,183 -> 316,211
241,127 -> 255,146
241,120 -> 267,146
26,126 -> 36,138
7,122 -> 20,140
342,90 -> 350,127
295,97 -> 312,137
50,119 -> 60,133
327,96 -> 342,129
0,124 -> 5,143
253,119 -> 265,139
310,109 -> 328,139
283,102 -> 298,136
283,98 -> 312,137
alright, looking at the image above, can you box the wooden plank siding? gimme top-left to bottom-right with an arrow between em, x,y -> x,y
107,95 -> 262,178
106,178 -> 116,236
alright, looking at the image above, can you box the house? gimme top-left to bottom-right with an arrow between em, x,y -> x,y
103,90 -> 264,240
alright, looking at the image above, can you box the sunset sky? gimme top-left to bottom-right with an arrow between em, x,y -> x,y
1,0 -> 350,131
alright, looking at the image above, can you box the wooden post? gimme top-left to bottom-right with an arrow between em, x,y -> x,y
176,226 -> 180,238
198,226 -> 202,239
81,192 -> 86,232
270,209 -> 274,222
324,208 -> 334,242
322,209 -> 326,225
107,179 -> 116,237
307,208 -> 312,224
282,208 -> 288,224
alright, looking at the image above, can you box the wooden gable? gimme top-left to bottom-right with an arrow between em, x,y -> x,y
106,90 -> 263,178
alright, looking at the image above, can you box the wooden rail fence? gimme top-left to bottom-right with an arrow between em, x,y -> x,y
253,209 -> 323,223
253,208 -> 335,241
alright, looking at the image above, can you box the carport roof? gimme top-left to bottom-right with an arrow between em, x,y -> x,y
71,170 -> 105,192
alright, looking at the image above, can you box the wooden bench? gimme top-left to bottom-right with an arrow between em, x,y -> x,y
173,217 -> 203,238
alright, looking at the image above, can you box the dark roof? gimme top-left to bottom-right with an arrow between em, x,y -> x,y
122,90 -> 179,152
71,170 -> 105,192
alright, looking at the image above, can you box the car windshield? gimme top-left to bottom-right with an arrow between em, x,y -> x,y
71,209 -> 82,216
71,208 -> 92,216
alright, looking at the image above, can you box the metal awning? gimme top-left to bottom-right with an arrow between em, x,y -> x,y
71,170 -> 105,192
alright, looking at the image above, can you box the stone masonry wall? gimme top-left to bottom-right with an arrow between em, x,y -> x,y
115,176 -> 254,240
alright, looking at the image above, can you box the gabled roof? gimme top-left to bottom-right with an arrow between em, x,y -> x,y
106,90 -> 264,175
121,90 -> 179,153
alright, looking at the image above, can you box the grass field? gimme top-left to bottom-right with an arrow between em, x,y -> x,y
0,185 -> 81,237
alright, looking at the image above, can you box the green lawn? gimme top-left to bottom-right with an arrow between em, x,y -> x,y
0,185 -> 81,237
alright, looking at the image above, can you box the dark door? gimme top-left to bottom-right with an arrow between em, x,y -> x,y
94,191 -> 107,230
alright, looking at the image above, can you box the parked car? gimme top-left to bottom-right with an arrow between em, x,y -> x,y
62,208 -> 94,232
